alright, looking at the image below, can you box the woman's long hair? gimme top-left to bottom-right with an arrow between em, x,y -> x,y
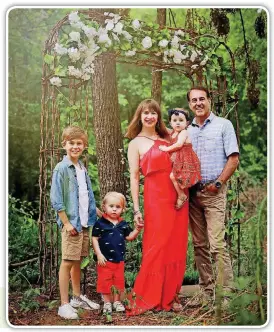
124,99 -> 169,140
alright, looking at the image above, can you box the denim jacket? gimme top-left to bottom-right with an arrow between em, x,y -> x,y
50,156 -> 97,232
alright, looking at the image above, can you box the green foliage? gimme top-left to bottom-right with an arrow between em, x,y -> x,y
19,288 -> 41,313
9,195 -> 39,264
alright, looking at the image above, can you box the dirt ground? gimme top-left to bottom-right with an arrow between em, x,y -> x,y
9,285 -> 223,327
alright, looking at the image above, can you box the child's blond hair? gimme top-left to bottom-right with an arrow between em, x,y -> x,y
102,192 -> 127,210
61,126 -> 88,147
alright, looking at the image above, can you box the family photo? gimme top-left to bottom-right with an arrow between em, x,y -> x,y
8,7 -> 267,327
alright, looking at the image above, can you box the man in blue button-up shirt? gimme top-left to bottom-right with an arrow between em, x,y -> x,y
187,87 -> 239,303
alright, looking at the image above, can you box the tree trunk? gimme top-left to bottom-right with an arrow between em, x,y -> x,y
91,52 -> 126,200
151,9 -> 166,105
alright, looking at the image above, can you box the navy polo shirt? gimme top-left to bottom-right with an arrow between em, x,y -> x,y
92,216 -> 133,263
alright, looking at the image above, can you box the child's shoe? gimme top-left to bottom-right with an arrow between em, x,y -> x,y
58,303 -> 79,319
103,302 -> 112,314
113,301 -> 125,312
70,294 -> 100,310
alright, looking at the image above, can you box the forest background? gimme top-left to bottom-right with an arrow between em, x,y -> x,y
7,6 -> 268,327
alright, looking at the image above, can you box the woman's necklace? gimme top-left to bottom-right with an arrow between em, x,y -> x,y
138,132 -> 159,140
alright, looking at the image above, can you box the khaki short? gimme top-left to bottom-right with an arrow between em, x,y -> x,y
61,227 -> 90,260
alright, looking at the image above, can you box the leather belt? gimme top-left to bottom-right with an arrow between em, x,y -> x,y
192,181 -> 215,191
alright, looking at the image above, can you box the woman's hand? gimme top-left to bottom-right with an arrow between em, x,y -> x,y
159,145 -> 168,152
134,211 -> 144,229
97,254 -> 107,266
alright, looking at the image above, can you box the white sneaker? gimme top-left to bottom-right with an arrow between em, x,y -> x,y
70,294 -> 100,310
103,302 -> 112,314
113,301 -> 125,312
58,303 -> 79,319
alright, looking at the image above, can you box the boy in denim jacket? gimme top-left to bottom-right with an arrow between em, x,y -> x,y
50,126 -> 101,319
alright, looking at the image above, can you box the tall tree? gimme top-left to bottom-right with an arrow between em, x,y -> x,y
89,9 -> 127,199
151,9 -> 166,104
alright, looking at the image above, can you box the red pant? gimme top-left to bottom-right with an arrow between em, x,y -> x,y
97,261 -> 125,294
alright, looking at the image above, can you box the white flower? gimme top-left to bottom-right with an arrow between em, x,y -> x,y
70,21 -> 85,30
105,21 -> 115,31
175,29 -> 185,36
190,50 -> 198,62
113,14 -> 121,24
81,73 -> 91,81
97,28 -> 112,46
171,35 -> 180,48
82,26 -> 97,39
68,47 -> 81,62
104,12 -> 109,16
113,22 -> 123,34
257,8 -> 263,13
158,39 -> 169,47
191,64 -> 199,69
78,43 -> 88,53
50,76 -> 62,87
107,13 -> 121,23
200,56 -> 209,66
132,19 -> 141,30
54,43 -> 67,55
122,30 -> 133,41
173,50 -> 184,64
82,64 -> 95,74
125,49 -> 136,56
112,32 -> 120,42
69,31 -> 81,42
142,36 -> 152,49
68,66 -> 82,78
69,11 -> 80,23
85,43 -> 100,60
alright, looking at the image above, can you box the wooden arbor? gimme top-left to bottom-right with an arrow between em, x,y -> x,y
38,9 -> 240,295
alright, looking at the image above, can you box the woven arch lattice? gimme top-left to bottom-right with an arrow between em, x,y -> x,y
39,9 -> 239,295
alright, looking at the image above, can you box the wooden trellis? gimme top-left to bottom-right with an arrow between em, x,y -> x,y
38,9 -> 240,295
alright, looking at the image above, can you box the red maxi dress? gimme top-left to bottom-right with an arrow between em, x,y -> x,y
126,139 -> 189,316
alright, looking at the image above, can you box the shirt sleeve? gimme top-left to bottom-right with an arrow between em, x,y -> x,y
223,120 -> 239,157
86,169 -> 97,225
92,221 -> 102,237
123,222 -> 133,238
50,168 -> 66,212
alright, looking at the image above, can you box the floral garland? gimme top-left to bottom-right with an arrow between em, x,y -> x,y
48,11 -> 217,87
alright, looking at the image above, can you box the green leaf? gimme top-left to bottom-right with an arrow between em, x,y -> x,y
80,256 -> 90,269
44,54 -> 54,65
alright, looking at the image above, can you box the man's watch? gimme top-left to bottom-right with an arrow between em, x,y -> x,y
215,180 -> 223,189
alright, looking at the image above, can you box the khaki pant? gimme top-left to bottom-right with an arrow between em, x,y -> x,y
61,227 -> 90,260
189,184 -> 233,293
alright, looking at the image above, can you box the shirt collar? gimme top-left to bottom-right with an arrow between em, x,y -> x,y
102,213 -> 123,223
62,155 -> 84,168
191,112 -> 215,127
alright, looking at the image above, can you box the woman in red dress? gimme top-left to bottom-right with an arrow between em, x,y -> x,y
125,99 -> 189,315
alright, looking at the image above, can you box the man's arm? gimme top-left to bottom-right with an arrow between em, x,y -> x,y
206,153 -> 239,193
217,153 -> 239,183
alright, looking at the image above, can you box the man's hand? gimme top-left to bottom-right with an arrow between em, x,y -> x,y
64,223 -> 78,236
134,212 -> 144,229
159,145 -> 168,152
204,183 -> 219,194
97,254 -> 107,266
